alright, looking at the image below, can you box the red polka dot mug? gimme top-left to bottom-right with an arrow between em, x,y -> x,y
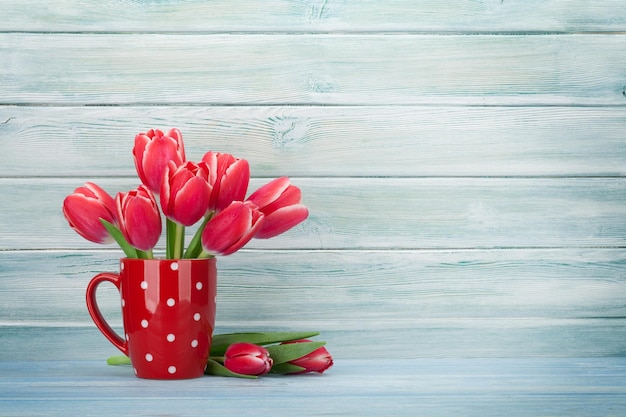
86,258 -> 217,379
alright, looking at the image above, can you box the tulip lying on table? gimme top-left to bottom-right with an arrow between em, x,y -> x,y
108,331 -> 333,379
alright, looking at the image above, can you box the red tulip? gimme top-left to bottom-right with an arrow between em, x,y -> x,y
133,128 -> 186,194
62,182 -> 118,244
160,161 -> 211,226
201,151 -> 250,212
247,177 -> 309,239
281,340 -> 333,374
201,201 -> 264,256
224,343 -> 273,376
116,185 -> 162,251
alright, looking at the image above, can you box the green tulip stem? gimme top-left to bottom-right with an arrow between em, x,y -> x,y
184,212 -> 214,259
100,219 -> 138,259
136,249 -> 153,260
174,224 -> 184,259
197,250 -> 213,259
166,219 -> 185,259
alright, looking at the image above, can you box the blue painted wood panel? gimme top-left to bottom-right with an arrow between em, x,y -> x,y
2,250 -> 625,359
2,34 -> 625,105
2,178 -> 625,251
1,359 -> 625,417
0,1 -> 625,413
0,358 -> 626,417
3,0 -> 626,32
3,106 -> 626,177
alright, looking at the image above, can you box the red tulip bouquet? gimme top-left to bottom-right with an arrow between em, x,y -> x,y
63,128 -> 309,260
63,128 -> 332,378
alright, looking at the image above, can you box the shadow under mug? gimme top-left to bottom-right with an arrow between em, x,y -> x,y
86,257 -> 217,379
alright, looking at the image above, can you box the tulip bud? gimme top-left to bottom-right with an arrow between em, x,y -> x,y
133,128 -> 186,194
62,182 -> 118,244
281,340 -> 333,374
201,201 -> 264,256
247,177 -> 309,239
160,161 -> 211,226
116,185 -> 162,251
201,151 -> 250,212
224,343 -> 273,376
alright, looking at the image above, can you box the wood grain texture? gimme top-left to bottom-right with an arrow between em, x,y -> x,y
0,0 -> 624,374
1,177 -> 625,250
1,0 -> 625,412
2,33 -> 626,105
3,105 -> 626,177
2,0 -> 626,32
1,249 -> 624,358
1,359 -> 625,417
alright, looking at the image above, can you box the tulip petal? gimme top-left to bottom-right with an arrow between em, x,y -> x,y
116,186 -> 162,251
262,185 -> 302,215
224,343 -> 273,376
133,129 -> 186,193
172,177 -> 211,226
220,210 -> 264,255
202,152 -> 251,212
216,159 -> 250,211
63,194 -> 116,244
62,183 -> 118,244
141,137 -> 182,192
201,202 -> 250,254
247,177 -> 291,208
254,204 -> 308,239
121,197 -> 162,250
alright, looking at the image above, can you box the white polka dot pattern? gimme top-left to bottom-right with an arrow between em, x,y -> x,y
119,258 -> 216,379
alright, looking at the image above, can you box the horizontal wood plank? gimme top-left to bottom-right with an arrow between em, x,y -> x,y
1,249 -> 624,358
1,177 -> 624,250
3,319 -> 626,360
3,105 -> 626,177
3,0 -> 626,32
1,359 -> 625,417
2,34 -> 625,105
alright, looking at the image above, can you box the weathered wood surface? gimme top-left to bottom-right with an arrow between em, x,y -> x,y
1,359 -> 625,417
1,250 -> 625,359
2,34 -> 626,105
3,0 -> 626,32
3,106 -> 626,177
1,178 -> 625,250
1,0 -> 625,413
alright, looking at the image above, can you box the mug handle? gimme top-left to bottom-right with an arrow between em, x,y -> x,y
86,272 -> 128,356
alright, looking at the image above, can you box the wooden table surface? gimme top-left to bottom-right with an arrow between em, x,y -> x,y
2,358 -> 625,417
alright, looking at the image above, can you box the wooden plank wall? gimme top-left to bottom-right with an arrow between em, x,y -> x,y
1,1 -> 625,360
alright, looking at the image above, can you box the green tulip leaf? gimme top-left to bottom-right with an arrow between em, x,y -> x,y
266,341 -> 326,365
107,355 -> 131,366
210,331 -> 320,356
100,219 -> 138,259
205,359 -> 257,379
269,363 -> 306,375
184,214 -> 212,259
